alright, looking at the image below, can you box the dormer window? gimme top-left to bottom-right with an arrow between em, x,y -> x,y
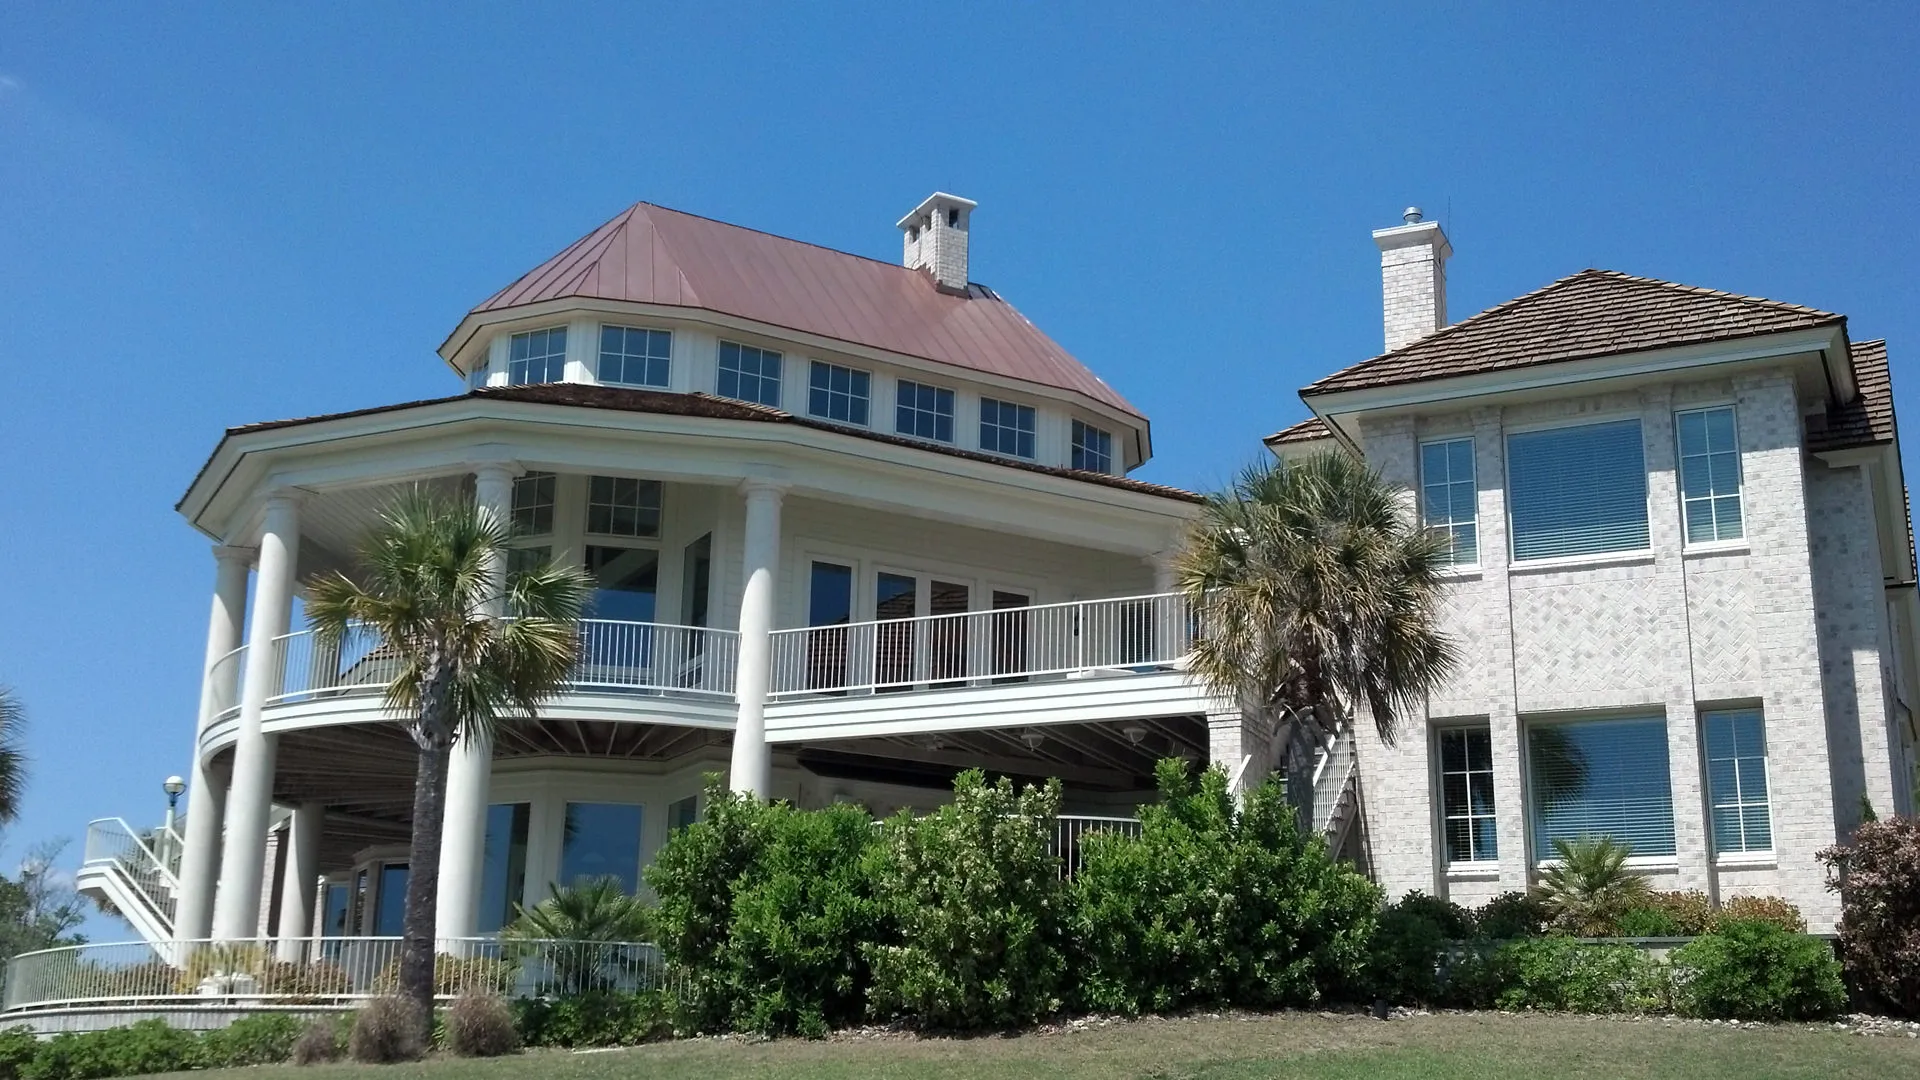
980,398 -> 1036,459
467,362 -> 491,390
598,326 -> 672,389
508,327 -> 568,385
896,380 -> 955,442
808,361 -> 871,426
1071,420 -> 1113,473
718,341 -> 783,408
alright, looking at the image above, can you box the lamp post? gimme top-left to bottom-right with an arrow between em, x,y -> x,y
163,775 -> 185,835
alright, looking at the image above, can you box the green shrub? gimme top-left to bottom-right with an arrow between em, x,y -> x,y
649,778 -> 886,1035
512,991 -> 675,1048
0,1027 -> 38,1080
1820,816 -> 1920,1016
504,878 -> 653,996
1537,837 -> 1654,936
1493,936 -> 1669,1014
1647,890 -> 1715,936
445,993 -> 521,1057
1068,761 -> 1380,1015
200,1013 -> 300,1067
1391,891 -> 1475,940
348,995 -> 426,1064
867,770 -> 1067,1029
1672,920 -> 1845,1021
289,1017 -> 341,1065
1472,891 -> 1550,940
1714,895 -> 1805,934
1369,899 -> 1449,1004
23,1020 -> 202,1080
1613,905 -> 1684,938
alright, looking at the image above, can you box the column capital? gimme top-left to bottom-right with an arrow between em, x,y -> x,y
212,544 -> 257,567
739,478 -> 789,501
471,461 -> 523,485
262,487 -> 308,511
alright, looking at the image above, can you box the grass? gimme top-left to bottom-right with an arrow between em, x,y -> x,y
173,1010 -> 1920,1080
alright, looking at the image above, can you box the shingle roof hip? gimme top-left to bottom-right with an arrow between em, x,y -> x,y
463,201 -> 1144,419
1262,417 -> 1333,445
1806,339 -> 1896,452
1301,268 -> 1845,396
219,385 -> 1200,503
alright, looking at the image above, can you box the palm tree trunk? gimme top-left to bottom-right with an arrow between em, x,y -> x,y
399,735 -> 452,1027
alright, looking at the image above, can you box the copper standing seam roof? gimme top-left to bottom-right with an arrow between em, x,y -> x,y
1301,269 -> 1846,397
457,201 -> 1144,420
203,384 -> 1201,506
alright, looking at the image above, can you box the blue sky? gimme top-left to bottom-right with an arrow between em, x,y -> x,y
1,4 -> 1915,933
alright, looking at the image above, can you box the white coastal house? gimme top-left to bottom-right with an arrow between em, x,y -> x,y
1269,210 -> 1919,932
37,197 -> 1918,1023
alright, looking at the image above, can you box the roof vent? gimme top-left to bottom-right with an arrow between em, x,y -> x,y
897,192 -> 976,294
1403,206 -> 1423,224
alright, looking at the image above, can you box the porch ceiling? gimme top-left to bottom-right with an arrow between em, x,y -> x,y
793,715 -> 1207,792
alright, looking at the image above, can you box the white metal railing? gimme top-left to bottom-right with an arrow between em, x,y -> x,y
1,937 -> 674,1013
206,643 -> 248,723
1052,814 -> 1144,877
768,592 -> 1193,697
81,820 -> 180,930
1310,725 -> 1357,835
262,621 -> 741,708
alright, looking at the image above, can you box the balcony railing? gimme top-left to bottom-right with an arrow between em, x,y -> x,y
0,937 -> 672,1014
768,592 -> 1193,697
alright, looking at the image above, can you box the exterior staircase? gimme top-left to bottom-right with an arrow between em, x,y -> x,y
75,819 -> 181,945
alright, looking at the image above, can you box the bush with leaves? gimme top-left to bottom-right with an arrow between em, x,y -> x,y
867,770 -> 1067,1029
1820,816 -> 1920,1016
199,1013 -> 300,1068
1671,920 -> 1845,1021
1715,894 -> 1805,934
649,779 -> 886,1035
1537,837 -> 1653,936
0,1027 -> 35,1080
289,1018 -> 343,1066
1369,897 -> 1450,1005
445,992 -> 521,1057
1068,761 -> 1380,1015
1492,936 -> 1670,1014
22,1019 -> 202,1080
504,877 -> 653,997
512,991 -> 676,1048
1612,905 -> 1684,938
1647,890 -> 1715,936
1471,891 -> 1550,940
349,996 -> 427,1064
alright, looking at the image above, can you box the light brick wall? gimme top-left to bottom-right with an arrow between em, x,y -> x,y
1343,368 -> 1886,931
1380,243 -> 1447,352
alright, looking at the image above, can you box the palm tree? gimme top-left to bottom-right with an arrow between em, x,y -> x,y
0,688 -> 27,823
502,877 -> 655,994
305,491 -> 592,1025
1176,451 -> 1457,773
1537,836 -> 1652,936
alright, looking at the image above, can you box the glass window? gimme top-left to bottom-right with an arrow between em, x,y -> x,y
560,802 -> 643,894
1677,407 -> 1744,544
478,802 -> 530,933
468,362 -> 491,390
585,545 -> 658,622
598,326 -> 672,388
373,863 -> 409,936
586,476 -> 662,538
806,560 -> 855,691
808,361 -> 871,425
896,380 -> 955,442
681,534 -> 712,628
1527,716 -> 1675,861
1421,438 -> 1479,565
321,883 -> 350,937
980,398 -> 1037,459
668,795 -> 699,833
1440,727 -> 1497,863
1071,420 -> 1113,473
508,544 -> 550,576
508,327 -> 568,385
1507,419 -> 1649,561
718,340 -> 782,407
1703,708 -> 1772,854
511,472 -> 556,536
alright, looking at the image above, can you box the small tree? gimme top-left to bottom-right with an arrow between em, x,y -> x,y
306,492 -> 592,1027
1537,836 -> 1651,936
1820,816 -> 1920,1016
504,878 -> 654,995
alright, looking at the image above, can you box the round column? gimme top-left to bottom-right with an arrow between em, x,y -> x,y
174,544 -> 253,943
728,480 -> 785,798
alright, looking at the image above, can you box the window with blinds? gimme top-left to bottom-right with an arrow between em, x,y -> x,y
1677,407 -> 1744,544
1527,715 -> 1675,861
1507,419 -> 1650,561
1421,438 -> 1478,566
1703,708 -> 1772,854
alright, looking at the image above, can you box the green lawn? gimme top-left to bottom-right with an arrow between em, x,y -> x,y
181,1011 -> 1919,1080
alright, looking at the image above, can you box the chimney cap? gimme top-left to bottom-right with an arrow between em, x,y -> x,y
896,191 -> 977,230
1403,206 -> 1423,224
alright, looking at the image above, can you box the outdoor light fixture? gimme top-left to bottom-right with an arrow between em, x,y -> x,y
162,775 -> 186,837
1122,725 -> 1148,746
1021,729 -> 1046,751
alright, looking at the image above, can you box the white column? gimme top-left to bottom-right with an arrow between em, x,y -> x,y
729,480 -> 785,797
213,491 -> 301,941
274,802 -> 324,961
175,544 -> 252,943
435,463 -> 516,943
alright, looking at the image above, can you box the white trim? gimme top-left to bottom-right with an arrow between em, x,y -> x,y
1503,415 -> 1653,565
1507,549 -> 1656,575
1674,403 -> 1747,546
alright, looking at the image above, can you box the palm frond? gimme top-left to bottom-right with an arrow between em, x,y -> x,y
0,688 -> 27,824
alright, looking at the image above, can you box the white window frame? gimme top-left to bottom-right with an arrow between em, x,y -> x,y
1521,712 -> 1678,869
507,326 -> 569,386
1420,436 -> 1479,567
584,474 -> 664,541
895,379 -> 957,443
1701,706 -> 1774,861
1436,724 -> 1499,869
980,397 -> 1038,460
807,360 -> 872,427
1070,419 -> 1114,474
1675,404 -> 1746,548
1503,413 -> 1653,565
510,472 -> 557,538
597,324 -> 673,389
717,339 -> 784,408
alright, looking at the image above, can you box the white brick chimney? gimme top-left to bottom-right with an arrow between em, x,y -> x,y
1373,207 -> 1452,352
897,192 -> 976,294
